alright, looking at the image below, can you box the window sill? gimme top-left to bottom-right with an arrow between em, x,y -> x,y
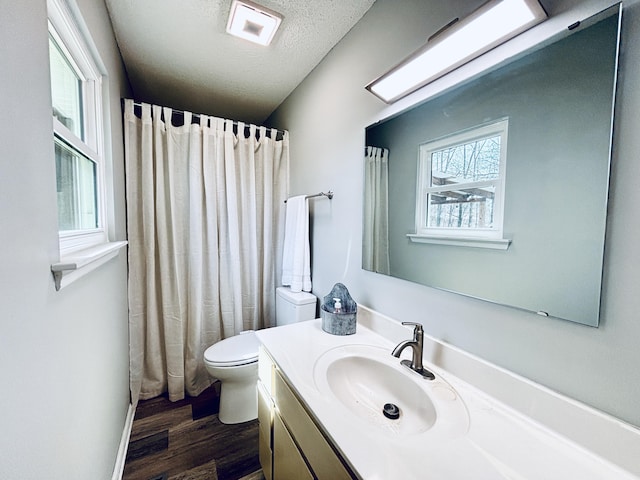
51,241 -> 127,291
407,234 -> 511,250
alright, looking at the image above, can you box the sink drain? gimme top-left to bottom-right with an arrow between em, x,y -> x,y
382,403 -> 400,420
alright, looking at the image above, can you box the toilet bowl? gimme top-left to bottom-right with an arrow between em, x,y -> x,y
204,331 -> 261,424
204,287 -> 317,424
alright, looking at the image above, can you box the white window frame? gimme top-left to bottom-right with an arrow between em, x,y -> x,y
411,119 -> 511,249
48,0 -> 127,291
48,0 -> 107,255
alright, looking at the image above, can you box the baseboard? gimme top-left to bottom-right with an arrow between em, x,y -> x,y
112,403 -> 135,480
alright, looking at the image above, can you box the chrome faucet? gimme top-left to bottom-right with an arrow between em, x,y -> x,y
392,322 -> 435,380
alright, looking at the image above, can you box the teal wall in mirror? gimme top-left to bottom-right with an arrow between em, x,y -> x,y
364,6 -> 621,326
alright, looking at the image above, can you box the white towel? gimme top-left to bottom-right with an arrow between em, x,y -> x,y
282,195 -> 312,292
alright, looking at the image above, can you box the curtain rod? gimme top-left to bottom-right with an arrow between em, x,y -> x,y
284,191 -> 334,203
125,100 -> 286,138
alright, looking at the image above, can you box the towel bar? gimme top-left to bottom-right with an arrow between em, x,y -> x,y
284,191 -> 333,203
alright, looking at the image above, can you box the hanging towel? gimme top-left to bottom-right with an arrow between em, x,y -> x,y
282,195 -> 312,292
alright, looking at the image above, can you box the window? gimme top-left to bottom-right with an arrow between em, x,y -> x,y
48,0 -> 106,254
48,0 -> 126,291
415,119 -> 509,244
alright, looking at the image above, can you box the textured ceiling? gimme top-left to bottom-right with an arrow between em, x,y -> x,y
106,0 -> 376,124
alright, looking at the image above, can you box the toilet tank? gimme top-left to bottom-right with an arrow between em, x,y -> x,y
276,287 -> 317,326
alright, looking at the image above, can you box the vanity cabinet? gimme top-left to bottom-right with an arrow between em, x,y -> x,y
257,382 -> 273,480
257,346 -> 356,480
273,411 -> 314,479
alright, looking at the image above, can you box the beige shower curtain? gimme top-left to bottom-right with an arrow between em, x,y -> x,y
363,146 -> 390,275
124,100 -> 289,404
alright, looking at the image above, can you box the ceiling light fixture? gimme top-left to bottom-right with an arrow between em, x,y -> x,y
226,0 -> 283,46
366,0 -> 547,103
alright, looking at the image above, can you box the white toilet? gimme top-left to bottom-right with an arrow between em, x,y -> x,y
203,287 -> 317,424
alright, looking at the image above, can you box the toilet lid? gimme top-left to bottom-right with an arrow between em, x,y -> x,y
204,331 -> 260,366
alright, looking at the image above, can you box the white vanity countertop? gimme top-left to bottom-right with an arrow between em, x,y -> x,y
256,316 -> 639,480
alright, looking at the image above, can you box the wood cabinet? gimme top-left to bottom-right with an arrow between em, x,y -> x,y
257,382 -> 273,480
257,346 -> 357,480
273,412 -> 314,479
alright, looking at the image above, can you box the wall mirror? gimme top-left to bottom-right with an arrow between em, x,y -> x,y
363,5 -> 621,326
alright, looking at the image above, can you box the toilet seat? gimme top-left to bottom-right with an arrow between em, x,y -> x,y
204,331 -> 260,367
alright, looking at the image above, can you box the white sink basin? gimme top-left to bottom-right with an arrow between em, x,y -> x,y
313,344 -> 469,437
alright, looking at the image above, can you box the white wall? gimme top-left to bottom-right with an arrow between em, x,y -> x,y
269,0 -> 640,427
0,0 -> 131,478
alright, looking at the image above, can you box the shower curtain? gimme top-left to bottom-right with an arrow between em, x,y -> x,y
124,100 -> 289,404
363,146 -> 390,275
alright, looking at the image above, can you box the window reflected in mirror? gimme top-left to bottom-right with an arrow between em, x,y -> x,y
417,119 -> 508,240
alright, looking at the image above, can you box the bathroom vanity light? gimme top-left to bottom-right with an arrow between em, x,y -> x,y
226,0 -> 283,46
366,0 -> 547,103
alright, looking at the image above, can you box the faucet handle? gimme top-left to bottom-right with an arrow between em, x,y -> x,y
401,321 -> 423,334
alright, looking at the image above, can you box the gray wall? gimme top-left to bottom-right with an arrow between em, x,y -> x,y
269,0 -> 640,427
0,0 -> 131,478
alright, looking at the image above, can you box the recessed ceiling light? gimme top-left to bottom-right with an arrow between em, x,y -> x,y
226,0 -> 283,46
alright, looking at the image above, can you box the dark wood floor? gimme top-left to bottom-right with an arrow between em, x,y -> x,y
123,382 -> 264,480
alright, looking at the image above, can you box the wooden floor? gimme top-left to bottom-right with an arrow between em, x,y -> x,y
123,382 -> 264,480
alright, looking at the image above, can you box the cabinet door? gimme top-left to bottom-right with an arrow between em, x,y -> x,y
257,382 -> 273,480
273,413 -> 314,480
274,370 -> 355,479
